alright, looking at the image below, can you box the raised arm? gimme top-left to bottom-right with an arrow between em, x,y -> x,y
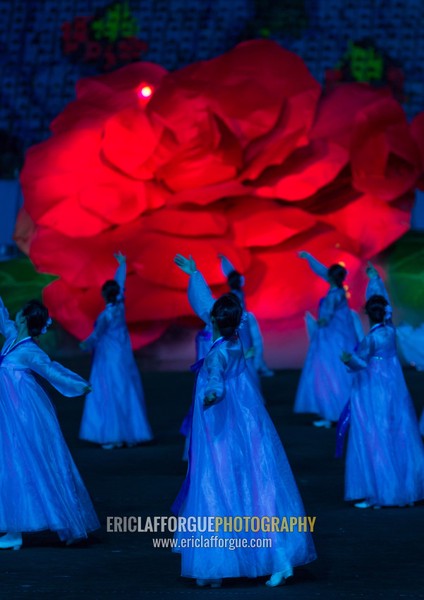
26,345 -> 89,397
298,251 -> 329,281
0,296 -> 17,340
218,253 -> 236,278
113,252 -> 127,300
365,262 -> 390,302
174,254 -> 215,324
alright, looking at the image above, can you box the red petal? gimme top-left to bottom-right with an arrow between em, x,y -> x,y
224,199 -> 316,247
102,107 -> 163,179
254,140 -> 348,201
350,97 -> 421,200
318,193 -> 412,258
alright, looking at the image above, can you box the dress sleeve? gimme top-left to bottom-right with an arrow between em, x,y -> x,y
82,311 -> 110,350
366,274 -> 390,303
188,271 -> 215,324
0,296 -> 17,339
204,347 -> 226,402
346,335 -> 373,371
114,262 -> 126,301
246,312 -> 264,370
220,254 -> 236,277
318,290 -> 339,323
303,252 -> 329,281
26,345 -> 89,397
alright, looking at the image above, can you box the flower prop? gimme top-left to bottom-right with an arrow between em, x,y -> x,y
16,40 -> 422,347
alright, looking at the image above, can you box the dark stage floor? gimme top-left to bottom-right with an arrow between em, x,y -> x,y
1,358 -> 424,599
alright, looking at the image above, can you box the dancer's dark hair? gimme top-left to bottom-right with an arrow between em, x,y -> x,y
327,264 -> 347,288
227,270 -> 243,292
102,280 -> 120,304
365,294 -> 388,324
211,293 -> 242,338
21,300 -> 49,337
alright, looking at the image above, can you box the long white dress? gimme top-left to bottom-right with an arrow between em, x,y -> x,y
366,273 -> 424,436
0,297 -> 100,541
173,332 -> 316,580
79,263 -> 153,445
345,322 -> 424,506
294,255 -> 359,421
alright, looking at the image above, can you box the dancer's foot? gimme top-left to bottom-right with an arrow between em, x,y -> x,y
101,443 -> 124,450
312,419 -> 332,429
196,579 -> 222,588
354,500 -> 374,509
65,537 -> 84,546
0,532 -> 22,550
266,568 -> 293,587
259,367 -> 275,377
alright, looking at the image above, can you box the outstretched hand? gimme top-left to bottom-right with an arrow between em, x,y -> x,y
366,261 -> 378,279
204,392 -> 217,407
174,254 -> 196,275
114,252 -> 126,265
245,346 -> 255,359
340,351 -> 352,364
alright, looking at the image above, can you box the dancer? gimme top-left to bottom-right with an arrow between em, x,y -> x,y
173,254 -> 316,588
219,253 -> 274,377
180,255 -> 262,461
367,261 -> 424,370
0,296 -> 99,549
341,293 -> 424,508
294,251 -> 359,427
365,262 -> 424,437
80,253 -> 153,449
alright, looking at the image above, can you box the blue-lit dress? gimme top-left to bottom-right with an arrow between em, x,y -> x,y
294,255 -> 359,421
394,322 -> 424,434
173,320 -> 316,579
79,263 -> 153,445
0,297 -> 99,541
220,254 -> 273,377
181,271 -> 263,460
345,321 -> 424,506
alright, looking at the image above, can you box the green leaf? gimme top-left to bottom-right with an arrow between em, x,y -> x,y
0,257 -> 57,317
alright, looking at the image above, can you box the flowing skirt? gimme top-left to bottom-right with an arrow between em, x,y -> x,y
294,315 -> 357,421
345,357 -> 424,506
0,369 -> 99,540
80,343 -> 153,444
174,371 -> 316,579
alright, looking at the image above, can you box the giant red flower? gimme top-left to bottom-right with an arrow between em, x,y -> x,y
16,41 -> 422,347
